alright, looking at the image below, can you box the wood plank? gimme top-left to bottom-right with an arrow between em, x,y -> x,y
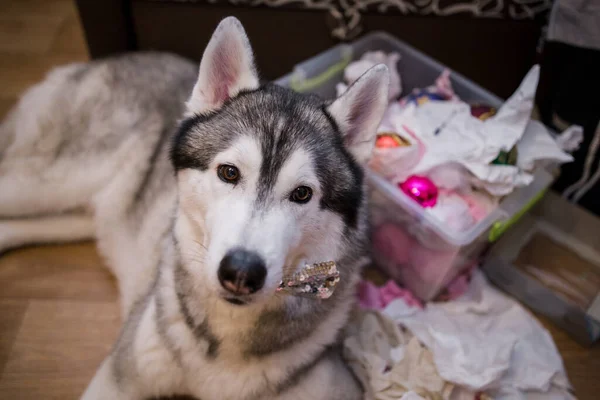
0,15 -> 65,55
0,0 -> 75,20
0,300 -> 120,399
0,300 -> 29,376
0,97 -> 16,120
538,316 -> 600,399
0,243 -> 118,302
49,2 -> 89,57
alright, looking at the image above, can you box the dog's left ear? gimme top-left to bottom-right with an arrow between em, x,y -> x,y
186,17 -> 259,115
327,64 -> 389,165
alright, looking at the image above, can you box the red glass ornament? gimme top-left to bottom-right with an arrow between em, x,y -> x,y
375,132 -> 411,149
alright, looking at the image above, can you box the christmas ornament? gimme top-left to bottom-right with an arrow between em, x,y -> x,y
491,146 -> 518,166
375,132 -> 411,148
398,69 -> 459,108
399,175 -> 439,208
404,89 -> 448,107
470,104 -> 497,121
277,261 -> 340,299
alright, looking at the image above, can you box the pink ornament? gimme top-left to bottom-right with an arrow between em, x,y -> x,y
399,175 -> 439,208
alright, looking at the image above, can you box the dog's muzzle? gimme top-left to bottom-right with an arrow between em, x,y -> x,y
218,249 -> 267,303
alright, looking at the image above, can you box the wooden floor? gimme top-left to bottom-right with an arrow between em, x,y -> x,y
0,1 -> 598,399
0,244 -> 120,399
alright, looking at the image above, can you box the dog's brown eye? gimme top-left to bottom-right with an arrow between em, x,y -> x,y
290,186 -> 312,204
217,165 -> 240,184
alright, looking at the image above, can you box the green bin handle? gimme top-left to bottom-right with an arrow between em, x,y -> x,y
488,188 -> 548,242
290,53 -> 352,93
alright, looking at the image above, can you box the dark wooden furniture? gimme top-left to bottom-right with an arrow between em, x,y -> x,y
75,0 -> 552,99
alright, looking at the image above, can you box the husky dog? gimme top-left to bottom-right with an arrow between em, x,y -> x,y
0,17 -> 389,400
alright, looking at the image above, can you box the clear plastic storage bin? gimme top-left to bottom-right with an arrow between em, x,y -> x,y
275,32 -> 556,301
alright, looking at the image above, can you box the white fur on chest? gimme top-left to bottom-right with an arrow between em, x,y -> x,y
129,252 -> 353,400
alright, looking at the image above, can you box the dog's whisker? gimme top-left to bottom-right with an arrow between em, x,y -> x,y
191,238 -> 209,251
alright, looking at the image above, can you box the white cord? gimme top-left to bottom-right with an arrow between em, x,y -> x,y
571,120 -> 600,202
562,119 -> 600,200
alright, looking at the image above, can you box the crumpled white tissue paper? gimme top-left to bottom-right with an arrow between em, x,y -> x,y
517,120 -> 574,171
381,65 -> 575,196
400,392 -> 427,400
336,51 -> 402,101
555,125 -> 584,153
343,309 -> 478,400
382,270 -> 574,400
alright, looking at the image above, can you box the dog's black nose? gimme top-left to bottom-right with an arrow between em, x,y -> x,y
218,249 -> 267,295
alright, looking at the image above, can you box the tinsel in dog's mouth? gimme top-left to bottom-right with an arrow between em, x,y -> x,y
277,261 -> 340,300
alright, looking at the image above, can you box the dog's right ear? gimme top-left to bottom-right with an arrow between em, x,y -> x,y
186,17 -> 259,115
326,64 -> 389,165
